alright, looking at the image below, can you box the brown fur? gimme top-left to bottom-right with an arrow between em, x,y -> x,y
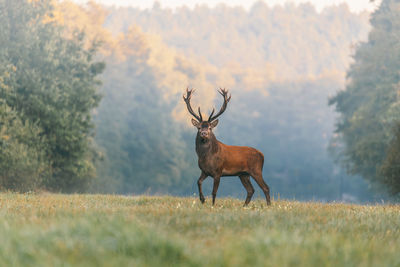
184,88 -> 271,206
195,127 -> 271,206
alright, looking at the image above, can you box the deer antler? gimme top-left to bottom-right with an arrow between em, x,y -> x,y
208,88 -> 231,122
183,88 -> 203,122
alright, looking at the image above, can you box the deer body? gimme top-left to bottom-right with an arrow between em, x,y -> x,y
196,134 -> 263,177
184,88 -> 271,206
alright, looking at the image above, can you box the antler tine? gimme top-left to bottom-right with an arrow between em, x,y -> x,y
208,88 -> 231,122
183,87 -> 202,122
218,88 -> 231,101
207,108 -> 215,122
198,107 -> 203,121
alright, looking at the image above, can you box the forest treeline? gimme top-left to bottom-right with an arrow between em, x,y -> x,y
0,0 -> 104,192
105,2 -> 370,81
0,0 -> 398,200
330,0 -> 400,197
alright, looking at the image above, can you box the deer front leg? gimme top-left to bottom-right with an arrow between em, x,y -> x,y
197,172 -> 208,204
212,176 -> 221,205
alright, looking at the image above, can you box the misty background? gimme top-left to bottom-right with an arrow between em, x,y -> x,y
91,1 -> 375,201
2,0 -> 398,202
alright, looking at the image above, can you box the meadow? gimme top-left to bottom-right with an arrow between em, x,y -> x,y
0,193 -> 399,267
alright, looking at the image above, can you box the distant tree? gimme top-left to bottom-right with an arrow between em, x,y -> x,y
104,1 -> 370,81
0,0 -> 104,192
329,0 -> 400,195
93,28 -> 196,194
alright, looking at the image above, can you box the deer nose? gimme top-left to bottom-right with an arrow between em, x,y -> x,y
200,131 -> 208,137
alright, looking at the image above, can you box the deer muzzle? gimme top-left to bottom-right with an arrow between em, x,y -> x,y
200,130 -> 209,138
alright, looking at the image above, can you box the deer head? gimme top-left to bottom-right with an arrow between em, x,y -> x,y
183,88 -> 231,140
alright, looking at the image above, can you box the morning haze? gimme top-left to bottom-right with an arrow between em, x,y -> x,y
2,1 -> 400,265
1,0 -> 396,202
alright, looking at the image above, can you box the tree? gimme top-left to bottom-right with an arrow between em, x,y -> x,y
0,0 -> 104,192
93,27 -> 196,194
0,102 -> 48,191
381,124 -> 400,195
329,0 -> 400,195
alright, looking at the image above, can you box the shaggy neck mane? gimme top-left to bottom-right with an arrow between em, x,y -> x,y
195,132 -> 219,157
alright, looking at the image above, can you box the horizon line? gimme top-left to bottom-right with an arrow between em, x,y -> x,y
71,0 -> 382,14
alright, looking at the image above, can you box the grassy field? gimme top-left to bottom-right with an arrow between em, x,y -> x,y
0,193 -> 399,266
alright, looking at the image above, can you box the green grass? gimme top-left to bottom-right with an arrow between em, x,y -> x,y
0,193 -> 399,266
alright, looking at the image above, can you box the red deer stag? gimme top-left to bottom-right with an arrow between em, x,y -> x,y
183,88 -> 271,206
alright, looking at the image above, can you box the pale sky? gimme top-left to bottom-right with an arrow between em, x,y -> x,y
72,0 -> 382,13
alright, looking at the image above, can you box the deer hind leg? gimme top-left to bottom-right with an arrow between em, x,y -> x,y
239,174 -> 255,206
212,176 -> 220,205
197,172 -> 208,204
251,172 -> 271,206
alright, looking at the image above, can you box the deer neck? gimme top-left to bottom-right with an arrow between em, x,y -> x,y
195,132 -> 219,157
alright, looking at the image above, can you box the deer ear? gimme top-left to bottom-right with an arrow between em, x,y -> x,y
210,119 -> 219,128
191,118 -> 201,128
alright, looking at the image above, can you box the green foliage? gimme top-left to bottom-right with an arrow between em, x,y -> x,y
0,104 -> 48,191
330,0 -> 400,195
0,0 -> 104,192
0,193 -> 399,266
380,125 -> 400,195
